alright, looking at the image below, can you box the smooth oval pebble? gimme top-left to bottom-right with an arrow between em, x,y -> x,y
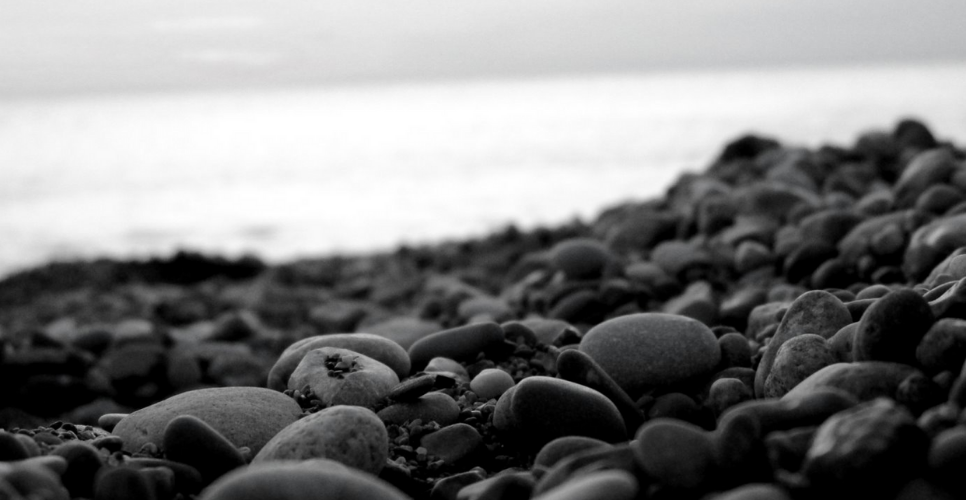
112,387 -> 302,455
287,347 -> 399,407
531,469 -> 637,500
852,288 -> 934,365
162,415 -> 246,485
50,441 -> 103,499
408,322 -> 505,370
98,413 -> 128,432
0,431 -> 30,461
549,238 -> 612,281
469,368 -> 515,401
419,423 -> 482,464
633,418 -> 716,491
267,333 -> 410,390
198,459 -> 408,500
510,376 -> 626,449
580,312 -> 720,397
764,334 -> 838,398
253,405 -> 387,476
533,436 -> 611,469
377,391 -> 460,426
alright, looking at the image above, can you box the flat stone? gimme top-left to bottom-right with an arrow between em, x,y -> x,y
199,459 -> 408,500
377,392 -> 460,426
253,406 -> 388,476
112,387 -> 301,455
408,322 -> 505,370
288,347 -> 399,407
509,376 -> 626,449
267,333 -> 410,391
580,313 -> 720,397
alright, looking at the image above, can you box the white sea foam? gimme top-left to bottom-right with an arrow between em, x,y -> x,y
1,62 -> 965,276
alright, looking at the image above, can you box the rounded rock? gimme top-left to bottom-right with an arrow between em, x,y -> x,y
509,376 -> 626,449
852,288 -> 934,365
162,415 -> 246,485
418,423 -> 482,464
112,387 -> 302,455
94,467 -> 153,500
916,318 -> 966,375
198,459 -> 408,500
782,362 -> 921,402
253,405 -> 388,476
469,368 -> 515,401
534,436 -> 611,469
267,333 -> 410,391
764,334 -> 838,398
287,347 -> 399,407
580,313 -> 720,397
50,441 -> 103,499
376,391 -> 460,426
633,418 -> 716,491
532,469 -> 637,500
407,322 -> 505,371
550,238 -> 612,281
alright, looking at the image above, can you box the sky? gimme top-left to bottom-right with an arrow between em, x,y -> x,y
3,0 -> 966,98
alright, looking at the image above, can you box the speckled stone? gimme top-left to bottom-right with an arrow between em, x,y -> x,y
267,333 -> 411,390
407,322 -> 505,370
198,459 -> 408,500
376,391 -> 460,426
754,290 -> 852,397
253,405 -> 388,476
580,313 -> 720,397
764,334 -> 838,398
112,387 -> 301,455
287,347 -> 399,407
509,376 -> 626,449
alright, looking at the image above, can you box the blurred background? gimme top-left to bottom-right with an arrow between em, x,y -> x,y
2,0 -> 965,278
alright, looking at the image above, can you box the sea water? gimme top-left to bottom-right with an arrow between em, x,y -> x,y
1,62 -> 965,277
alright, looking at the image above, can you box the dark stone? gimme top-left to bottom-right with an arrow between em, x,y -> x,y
852,289 -> 934,365
51,441 -> 103,499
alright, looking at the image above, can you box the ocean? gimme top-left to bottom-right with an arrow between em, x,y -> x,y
1,62 -> 965,278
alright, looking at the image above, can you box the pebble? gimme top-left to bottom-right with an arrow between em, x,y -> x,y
424,357 -> 471,381
555,349 -> 644,437
717,332 -> 752,369
365,317 -> 443,351
385,374 -> 438,401
430,469 -> 486,500
94,467 -> 153,500
852,288 -> 934,365
419,423 -> 482,464
288,347 -> 399,407
267,333 -> 411,390
633,418 -> 716,491
253,405 -> 388,475
0,431 -> 31,461
162,415 -> 246,485
50,441 -> 103,499
199,459 -> 409,500
377,391 -> 460,426
580,312 -> 720,398
663,281 -> 718,326
782,361 -> 921,402
917,318 -> 966,374
709,484 -> 793,500
549,238 -> 612,281
456,472 -> 535,500
531,469 -> 637,500
904,212 -> 966,282
754,290 -> 852,397
533,436 -> 611,469
707,378 -> 753,418
126,458 -> 204,495
408,322 -> 506,370
112,387 -> 302,455
97,413 -> 128,432
893,148 -> 959,208
469,368 -> 515,401
508,376 -> 626,449
763,334 -> 838,398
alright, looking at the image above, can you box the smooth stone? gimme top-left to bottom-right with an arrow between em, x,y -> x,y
366,317 -> 442,351
377,392 -> 460,426
549,238 -> 612,281
94,467 -> 153,500
385,374 -> 437,402
904,213 -> 966,282
828,323 -> 858,362
798,209 -> 865,246
764,334 -> 838,398
580,313 -> 720,398
838,211 -> 908,263
532,443 -> 637,497
492,385 -> 518,432
0,431 -> 30,461
917,318 -> 966,374
928,426 -> 966,493
916,184 -> 964,214
126,458 -> 203,495
754,290 -> 851,397
744,301 -> 788,340
734,240 -> 774,274
650,240 -> 712,278
419,423 -> 482,464
717,332 -> 752,369
162,415 -> 246,485
424,357 -> 470,380
924,248 -> 966,290
721,390 -> 858,437
510,376 -> 626,449
533,436 -> 611,469
781,362 -> 921,402
98,413 -> 128,432
430,470 -> 486,500
199,459 -> 408,500
852,288 -> 934,365
267,333 -> 410,390
408,322 -> 505,370
707,378 -> 753,418
50,441 -> 103,499
469,369 -> 515,401
555,349 -> 644,437
458,296 -> 513,323
253,406 -> 387,476
633,418 -> 716,491
894,148 -> 959,208
709,484 -> 793,500
456,472 -> 535,500
663,281 -> 718,326
531,470 -> 637,500
288,347 -> 399,407
646,392 -> 709,428
518,319 -> 579,346
845,298 -> 876,322
113,387 -> 302,455
718,286 -> 768,331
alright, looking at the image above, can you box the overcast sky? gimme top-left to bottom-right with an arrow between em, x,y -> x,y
3,0 -> 966,97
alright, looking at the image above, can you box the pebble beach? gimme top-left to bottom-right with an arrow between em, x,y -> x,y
4,118 -> 966,499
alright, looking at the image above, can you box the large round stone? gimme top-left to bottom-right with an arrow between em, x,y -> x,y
267,333 -> 410,391
509,376 -> 626,449
579,313 -> 720,397
252,406 -> 388,476
113,387 -> 302,455
199,459 -> 407,500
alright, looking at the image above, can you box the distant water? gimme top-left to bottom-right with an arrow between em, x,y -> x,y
1,62 -> 965,278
